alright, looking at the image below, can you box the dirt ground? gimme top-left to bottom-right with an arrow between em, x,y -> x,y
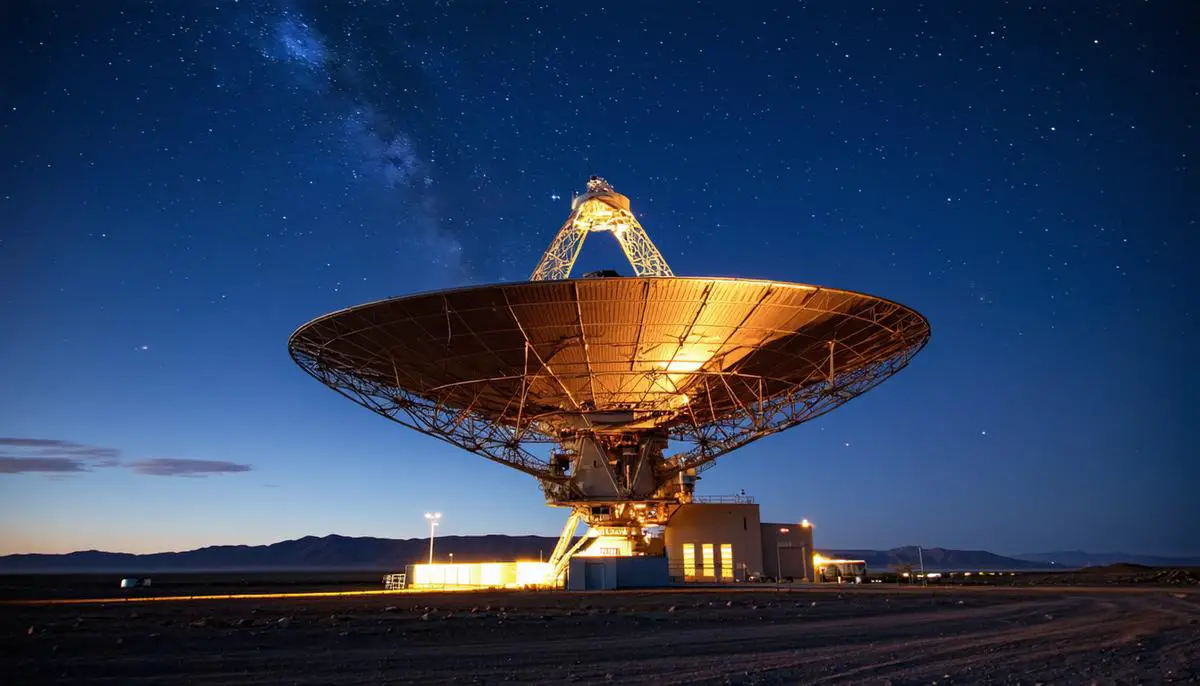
3,585 -> 1198,685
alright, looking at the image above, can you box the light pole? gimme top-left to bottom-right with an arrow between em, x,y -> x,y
424,512 -> 442,564
777,527 -> 790,582
918,544 -> 926,586
800,519 -> 812,581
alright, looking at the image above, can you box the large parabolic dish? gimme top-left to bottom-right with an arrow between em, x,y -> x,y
290,177 -> 929,560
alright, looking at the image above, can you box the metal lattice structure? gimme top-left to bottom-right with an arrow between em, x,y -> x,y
290,176 -> 930,551
529,176 -> 673,281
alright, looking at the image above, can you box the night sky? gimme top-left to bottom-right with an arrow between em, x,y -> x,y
2,1 -> 1195,557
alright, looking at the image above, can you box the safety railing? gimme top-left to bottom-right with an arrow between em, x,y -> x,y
691,495 -> 756,504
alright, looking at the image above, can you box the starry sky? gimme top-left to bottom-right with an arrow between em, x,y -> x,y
1,1 -> 1195,557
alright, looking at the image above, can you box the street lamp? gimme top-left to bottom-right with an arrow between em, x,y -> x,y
424,512 -> 442,564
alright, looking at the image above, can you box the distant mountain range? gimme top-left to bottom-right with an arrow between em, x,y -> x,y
0,535 -> 559,573
821,546 -> 1046,571
1012,550 -> 1200,568
0,535 -> 1194,573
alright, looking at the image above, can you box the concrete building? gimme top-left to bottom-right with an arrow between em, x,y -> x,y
663,500 -> 762,581
662,498 -> 815,582
760,519 -> 816,581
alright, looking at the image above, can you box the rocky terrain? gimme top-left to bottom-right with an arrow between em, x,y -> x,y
3,585 -> 1198,684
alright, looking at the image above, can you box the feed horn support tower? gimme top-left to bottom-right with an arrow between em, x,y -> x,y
289,176 -> 930,581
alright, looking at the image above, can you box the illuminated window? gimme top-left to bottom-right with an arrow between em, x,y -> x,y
682,543 -> 696,579
720,544 -> 734,580
702,543 -> 715,578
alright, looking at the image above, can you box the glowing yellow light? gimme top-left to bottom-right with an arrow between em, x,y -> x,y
663,359 -> 704,373
779,527 -> 790,534
515,561 -> 553,586
413,565 -> 432,585
720,543 -> 734,580
480,563 -> 505,587
801,518 -> 812,528
575,199 -> 622,232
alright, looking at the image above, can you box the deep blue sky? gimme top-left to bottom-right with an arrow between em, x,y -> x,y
1,1 -> 1195,556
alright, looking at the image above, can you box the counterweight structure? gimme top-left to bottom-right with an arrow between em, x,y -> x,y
289,176 -> 930,580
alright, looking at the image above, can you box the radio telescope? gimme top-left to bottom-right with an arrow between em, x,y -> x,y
289,176 -> 930,575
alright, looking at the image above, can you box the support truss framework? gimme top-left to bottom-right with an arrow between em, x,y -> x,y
530,176 -> 674,281
291,348 -> 558,480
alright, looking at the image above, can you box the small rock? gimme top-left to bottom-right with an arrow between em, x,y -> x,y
276,617 -> 292,628
420,612 -> 432,621
383,605 -> 398,613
